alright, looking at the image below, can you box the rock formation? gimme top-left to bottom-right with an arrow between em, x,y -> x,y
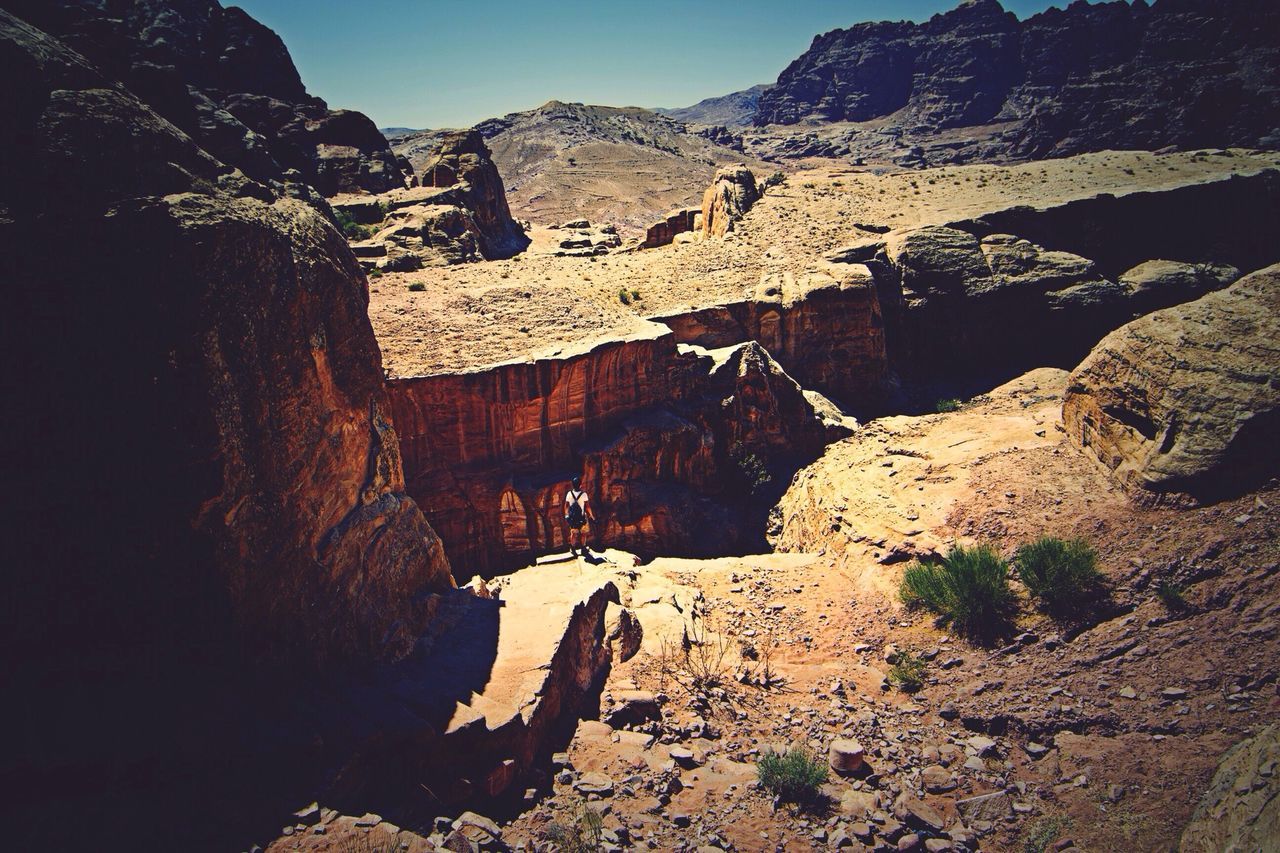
1179,725 -> 1280,853
828,170 -> 1280,392
1,8 -> 453,845
753,0 -> 1280,162
641,206 -> 700,249
657,83 -> 772,127
1063,264 -> 1280,506
386,324 -> 843,573
7,0 -> 411,195
413,130 -> 530,258
701,164 -> 760,238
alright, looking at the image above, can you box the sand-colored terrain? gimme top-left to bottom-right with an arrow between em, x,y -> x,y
369,148 -> 1280,377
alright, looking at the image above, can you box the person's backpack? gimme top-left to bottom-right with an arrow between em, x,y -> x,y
566,490 -> 585,526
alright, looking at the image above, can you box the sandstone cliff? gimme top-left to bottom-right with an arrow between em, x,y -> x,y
386,325 -> 841,573
6,0 -> 411,195
1064,264 -> 1280,506
753,0 -> 1280,163
1179,725 -> 1280,853
1,9 -> 452,845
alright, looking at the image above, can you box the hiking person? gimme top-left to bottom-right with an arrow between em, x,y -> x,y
564,476 -> 595,557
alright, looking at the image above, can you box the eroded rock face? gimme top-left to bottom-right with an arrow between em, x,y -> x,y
1063,265 -> 1280,505
658,264 -> 888,409
701,164 -> 760,238
755,0 -> 1280,159
415,130 -> 529,259
1179,725 -> 1280,853
386,327 -> 840,573
642,206 -> 700,249
9,0 -> 410,195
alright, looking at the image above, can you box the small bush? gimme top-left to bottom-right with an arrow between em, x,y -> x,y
333,209 -> 374,241
368,267 -> 383,278
1015,537 -> 1103,615
934,398 -> 962,413
757,746 -> 828,805
888,651 -> 926,692
900,545 -> 1015,640
1157,579 -> 1187,611
544,805 -> 603,852
407,282 -> 426,292
764,171 -> 786,189
618,288 -> 631,305
729,441 -> 772,496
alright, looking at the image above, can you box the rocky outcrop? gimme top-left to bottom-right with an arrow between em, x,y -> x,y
827,170 -> 1280,392
701,164 -> 760,238
386,325 -> 841,573
2,9 -> 451,846
1179,725 -> 1280,853
414,130 -> 529,258
656,264 -> 888,409
657,84 -> 772,127
334,132 -> 530,268
641,206 -> 700,249
754,0 -> 1280,161
1063,265 -> 1280,506
8,0 -> 411,195
549,218 -> 621,256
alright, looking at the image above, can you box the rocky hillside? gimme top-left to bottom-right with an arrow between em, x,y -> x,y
657,83 -> 771,126
4,0 -> 413,195
394,101 -> 761,235
749,0 -> 1280,165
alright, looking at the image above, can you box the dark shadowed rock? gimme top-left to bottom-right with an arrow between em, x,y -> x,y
754,0 -> 1280,162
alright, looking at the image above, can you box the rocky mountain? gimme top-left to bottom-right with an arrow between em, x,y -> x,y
750,0 -> 1280,164
3,0 -> 413,195
394,100 -> 761,235
656,83 -> 771,126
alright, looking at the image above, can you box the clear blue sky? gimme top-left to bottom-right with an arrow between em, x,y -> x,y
232,0 -> 1096,130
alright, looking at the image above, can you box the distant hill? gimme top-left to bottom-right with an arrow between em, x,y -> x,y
379,127 -> 421,140
656,84 -> 771,127
393,101 -> 761,236
751,0 -> 1280,163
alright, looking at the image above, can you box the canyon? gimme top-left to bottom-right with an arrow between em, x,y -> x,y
6,0 -> 1280,851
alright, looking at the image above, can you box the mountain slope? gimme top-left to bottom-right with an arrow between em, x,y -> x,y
752,0 -> 1280,162
656,84 -> 771,126
393,101 -> 762,236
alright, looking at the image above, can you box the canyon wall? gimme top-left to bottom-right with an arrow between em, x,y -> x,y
1,9 -> 452,845
386,326 -> 841,574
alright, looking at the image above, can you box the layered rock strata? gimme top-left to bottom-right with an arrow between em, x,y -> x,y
8,0 -> 411,195
1,9 -> 451,846
1064,264 -> 1280,506
642,206 -> 700,248
386,325 -> 842,573
755,0 -> 1280,161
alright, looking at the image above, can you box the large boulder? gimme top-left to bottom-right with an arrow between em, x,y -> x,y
414,129 -> 529,259
701,164 -> 760,238
1179,726 -> 1280,853
1063,264 -> 1280,504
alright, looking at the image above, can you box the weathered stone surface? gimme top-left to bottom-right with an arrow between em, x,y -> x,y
386,327 -> 837,574
412,130 -> 529,259
642,206 -> 700,248
754,0 -> 1280,162
607,607 -> 644,662
1064,264 -> 1280,504
9,0 -> 410,195
2,9 -> 450,847
1179,725 -> 1280,853
1118,259 -> 1240,314
603,690 -> 661,728
830,738 -> 867,773
701,164 -> 760,238
657,264 -> 887,408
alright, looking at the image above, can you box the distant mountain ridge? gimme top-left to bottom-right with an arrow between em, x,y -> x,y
754,0 -> 1280,159
656,84 -> 772,127
392,101 -> 759,235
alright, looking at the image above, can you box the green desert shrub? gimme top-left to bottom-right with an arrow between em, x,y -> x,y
900,544 -> 1015,639
544,805 -> 603,852
757,746 -> 828,805
618,288 -> 631,305
888,651 -> 927,692
1014,537 -> 1103,615
407,282 -> 426,292
1157,579 -> 1187,611
333,209 -> 374,241
934,398 -> 962,413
